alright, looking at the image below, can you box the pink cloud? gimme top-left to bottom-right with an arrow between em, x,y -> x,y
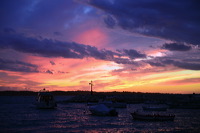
74,28 -> 108,48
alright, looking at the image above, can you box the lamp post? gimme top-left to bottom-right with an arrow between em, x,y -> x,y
89,81 -> 93,95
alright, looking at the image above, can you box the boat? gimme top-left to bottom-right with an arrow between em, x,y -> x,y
35,88 -> 57,109
87,97 -> 127,108
88,101 -> 126,108
142,105 -> 168,111
89,104 -> 118,116
100,100 -> 127,108
131,110 -> 175,121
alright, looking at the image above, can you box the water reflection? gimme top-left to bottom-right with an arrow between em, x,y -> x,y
0,96 -> 200,132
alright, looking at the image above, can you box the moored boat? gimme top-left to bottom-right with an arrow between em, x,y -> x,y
131,110 -> 175,121
101,100 -> 127,108
35,88 -> 57,109
89,104 -> 118,116
87,97 -> 127,108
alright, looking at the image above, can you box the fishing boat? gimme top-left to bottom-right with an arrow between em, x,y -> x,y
131,110 -> 175,121
89,104 -> 118,116
35,88 -> 57,109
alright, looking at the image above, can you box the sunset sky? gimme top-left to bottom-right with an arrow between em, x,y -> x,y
0,0 -> 200,94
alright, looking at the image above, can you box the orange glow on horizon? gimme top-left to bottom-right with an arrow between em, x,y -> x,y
0,56 -> 200,94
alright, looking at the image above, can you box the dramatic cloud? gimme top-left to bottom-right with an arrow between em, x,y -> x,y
147,61 -> 165,67
113,57 -> 137,65
1,30 -> 199,71
50,61 -> 56,65
0,31 -> 115,60
0,58 -> 39,72
46,70 -> 54,74
0,31 -> 147,63
0,0 -> 199,93
147,58 -> 200,70
120,49 -> 146,59
86,0 -> 200,46
103,15 -> 116,28
161,43 -> 192,51
168,60 -> 200,70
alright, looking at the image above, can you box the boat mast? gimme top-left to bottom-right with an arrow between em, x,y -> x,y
89,80 -> 93,95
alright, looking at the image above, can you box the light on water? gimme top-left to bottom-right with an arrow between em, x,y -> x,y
0,96 -> 200,132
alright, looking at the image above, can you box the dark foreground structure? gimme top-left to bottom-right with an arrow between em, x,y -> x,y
1,91 -> 200,109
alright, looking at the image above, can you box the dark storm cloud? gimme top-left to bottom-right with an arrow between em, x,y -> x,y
147,58 -> 200,70
119,49 -> 146,59
104,15 -> 116,28
162,59 -> 200,70
0,31 -> 104,59
147,61 -> 165,67
113,58 -> 134,65
86,0 -> 200,46
175,62 -> 200,70
0,31 -> 146,63
161,43 -> 192,51
0,0 -> 91,38
46,70 -> 53,74
50,61 -> 56,65
0,58 -> 39,72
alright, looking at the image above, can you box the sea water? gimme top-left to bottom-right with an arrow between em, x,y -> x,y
0,96 -> 200,132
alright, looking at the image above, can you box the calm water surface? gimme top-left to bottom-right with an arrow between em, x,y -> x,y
0,96 -> 200,133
